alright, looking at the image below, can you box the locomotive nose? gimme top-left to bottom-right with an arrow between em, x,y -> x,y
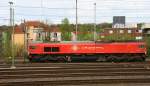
29,46 -> 37,49
138,44 -> 145,49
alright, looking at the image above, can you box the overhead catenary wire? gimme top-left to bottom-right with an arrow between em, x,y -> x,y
0,0 -> 150,24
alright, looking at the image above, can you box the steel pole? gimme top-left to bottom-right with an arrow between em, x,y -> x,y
94,3 -> 96,41
9,2 -> 12,27
9,1 -> 16,69
75,0 -> 78,41
23,19 -> 27,63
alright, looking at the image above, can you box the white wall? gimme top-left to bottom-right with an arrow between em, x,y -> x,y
50,32 -> 61,41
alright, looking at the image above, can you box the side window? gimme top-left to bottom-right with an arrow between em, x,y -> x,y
138,30 -> 142,33
101,35 -> 105,38
120,30 -> 124,33
128,30 -> 132,33
54,32 -> 57,38
51,47 -> 59,52
109,30 -> 113,34
136,30 -> 139,33
44,47 -> 60,52
135,36 -> 143,40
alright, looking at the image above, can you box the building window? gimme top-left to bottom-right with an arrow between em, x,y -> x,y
136,30 -> 139,33
38,33 -> 41,38
27,33 -> 30,38
136,36 -> 143,40
33,29 -> 43,33
119,30 -> 124,33
36,33 -> 41,41
128,30 -> 132,33
148,30 -> 150,34
101,35 -> 105,38
34,26 -> 38,28
138,30 -> 142,33
109,30 -> 113,34
135,29 -> 142,33
54,32 -> 57,38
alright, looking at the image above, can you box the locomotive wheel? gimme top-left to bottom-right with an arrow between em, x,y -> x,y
120,55 -> 129,62
134,55 -> 145,62
28,58 -> 34,62
57,56 -> 66,62
28,56 -> 38,62
29,58 -> 40,62
66,56 -> 72,62
111,56 -> 119,62
106,56 -> 113,62
107,55 -> 120,62
96,56 -> 106,62
127,55 -> 145,62
142,57 -> 146,62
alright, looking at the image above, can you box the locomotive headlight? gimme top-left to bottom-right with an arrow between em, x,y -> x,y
29,46 -> 36,49
139,45 -> 145,48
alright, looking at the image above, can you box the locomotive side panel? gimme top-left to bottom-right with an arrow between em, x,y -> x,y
29,43 -> 96,55
28,42 -> 147,62
28,42 -> 146,54
95,42 -> 146,54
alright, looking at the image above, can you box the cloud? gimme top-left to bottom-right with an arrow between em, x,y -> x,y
0,0 -> 150,25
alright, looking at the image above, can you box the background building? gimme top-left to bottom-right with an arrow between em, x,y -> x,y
100,28 -> 143,41
142,23 -> 150,37
14,21 -> 62,46
112,16 -> 126,28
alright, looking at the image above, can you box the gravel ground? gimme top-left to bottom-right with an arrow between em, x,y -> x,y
0,57 -> 150,86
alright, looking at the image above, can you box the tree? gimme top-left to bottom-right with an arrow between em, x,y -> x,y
145,36 -> 150,57
60,18 -> 72,41
78,24 -> 93,41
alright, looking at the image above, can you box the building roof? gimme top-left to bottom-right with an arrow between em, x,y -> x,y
14,26 -> 24,34
25,21 -> 44,27
0,26 -> 10,32
104,28 -> 140,30
14,21 -> 61,34
44,25 -> 60,32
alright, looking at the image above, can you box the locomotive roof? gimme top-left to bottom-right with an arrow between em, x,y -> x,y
30,41 -> 145,45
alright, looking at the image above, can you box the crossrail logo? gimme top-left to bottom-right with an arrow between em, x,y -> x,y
96,47 -> 104,49
72,45 -> 78,51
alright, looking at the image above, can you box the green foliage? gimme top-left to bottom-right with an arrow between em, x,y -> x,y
145,36 -> 150,57
2,31 -> 24,63
2,31 -> 12,63
14,45 -> 24,57
3,31 -> 11,56
98,23 -> 112,29
78,32 -> 93,41
59,20 -> 111,41
78,24 -> 93,41
62,32 -> 72,41
60,18 -> 72,41
102,34 -> 135,42
59,19 -> 109,41
137,23 -> 144,28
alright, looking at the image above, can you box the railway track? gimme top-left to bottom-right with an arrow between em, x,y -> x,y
0,61 -> 150,86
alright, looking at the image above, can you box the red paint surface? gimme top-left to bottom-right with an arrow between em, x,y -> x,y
28,42 -> 146,55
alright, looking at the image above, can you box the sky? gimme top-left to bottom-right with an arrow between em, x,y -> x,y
0,0 -> 150,25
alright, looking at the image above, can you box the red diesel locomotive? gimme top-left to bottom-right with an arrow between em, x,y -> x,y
28,41 -> 147,62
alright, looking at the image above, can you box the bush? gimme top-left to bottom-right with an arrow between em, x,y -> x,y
145,36 -> 150,58
3,44 -> 24,63
102,34 -> 135,42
